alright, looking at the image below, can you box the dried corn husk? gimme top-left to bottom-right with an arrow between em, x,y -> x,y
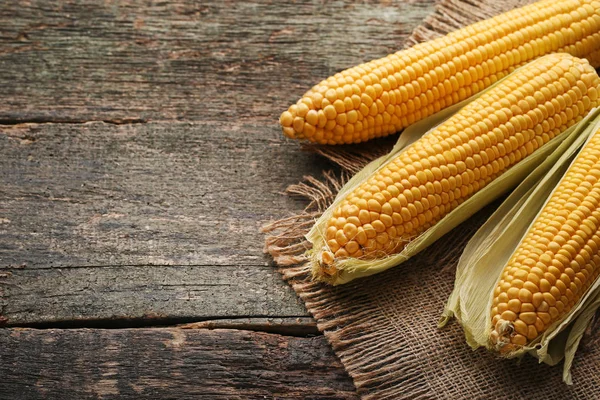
306,61 -> 598,286
441,108 -> 600,384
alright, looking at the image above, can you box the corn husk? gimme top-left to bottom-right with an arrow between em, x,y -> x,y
306,60 -> 598,286
440,108 -> 600,384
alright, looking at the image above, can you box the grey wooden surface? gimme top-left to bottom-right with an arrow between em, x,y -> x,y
0,0 -> 435,397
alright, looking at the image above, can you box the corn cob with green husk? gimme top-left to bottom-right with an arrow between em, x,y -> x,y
305,54 -> 600,285
490,148 -> 600,353
280,0 -> 600,145
441,108 -> 600,384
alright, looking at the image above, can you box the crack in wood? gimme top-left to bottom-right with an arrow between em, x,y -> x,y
8,316 -> 318,337
0,263 -> 277,271
0,118 -> 147,126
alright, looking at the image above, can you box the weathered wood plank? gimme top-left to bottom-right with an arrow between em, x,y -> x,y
0,265 -> 309,326
0,328 -> 357,399
0,120 -> 331,324
0,0 -> 433,123
1,121 -> 324,268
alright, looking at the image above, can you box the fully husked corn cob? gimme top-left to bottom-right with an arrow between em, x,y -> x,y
318,54 -> 600,277
280,0 -> 600,145
490,129 -> 600,353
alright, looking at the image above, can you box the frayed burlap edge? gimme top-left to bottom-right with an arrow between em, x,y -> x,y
263,0 -> 600,398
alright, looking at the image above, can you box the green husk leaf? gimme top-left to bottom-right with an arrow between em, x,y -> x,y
441,108 -> 600,384
306,60 -> 595,286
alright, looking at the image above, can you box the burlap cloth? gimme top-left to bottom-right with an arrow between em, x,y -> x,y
264,1 -> 600,398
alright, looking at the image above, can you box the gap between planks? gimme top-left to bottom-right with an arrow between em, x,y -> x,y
8,316 -> 319,337
0,118 -> 148,126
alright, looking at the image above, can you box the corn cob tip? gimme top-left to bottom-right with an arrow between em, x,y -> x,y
319,251 -> 338,276
280,109 -> 298,139
320,250 -> 335,266
311,251 -> 339,281
309,251 -> 340,284
280,93 -> 338,144
489,320 -> 522,354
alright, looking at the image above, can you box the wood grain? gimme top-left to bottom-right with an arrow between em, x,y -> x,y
1,265 -> 309,326
1,121 -> 324,268
0,0 -> 438,396
179,317 -> 318,336
0,0 -> 435,326
0,121 -> 323,324
0,0 -> 433,123
0,328 -> 357,399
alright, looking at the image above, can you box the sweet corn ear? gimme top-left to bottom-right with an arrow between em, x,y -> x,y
490,126 -> 600,353
281,0 -> 600,144
317,54 -> 600,278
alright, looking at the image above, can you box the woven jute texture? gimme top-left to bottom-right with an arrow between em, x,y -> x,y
264,1 -> 600,398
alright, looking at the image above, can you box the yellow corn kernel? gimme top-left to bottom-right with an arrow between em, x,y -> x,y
318,54 -> 600,274
281,0 -> 600,144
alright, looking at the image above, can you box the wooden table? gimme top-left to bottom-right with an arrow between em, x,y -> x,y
0,1 -> 434,398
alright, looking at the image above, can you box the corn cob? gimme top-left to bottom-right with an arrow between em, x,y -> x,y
490,129 -> 600,353
439,109 -> 600,382
280,0 -> 600,145
317,54 -> 600,277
